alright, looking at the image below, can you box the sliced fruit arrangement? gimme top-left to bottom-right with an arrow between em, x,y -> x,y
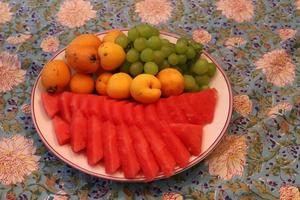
40,24 -> 217,104
39,24 -> 219,181
41,88 -> 217,180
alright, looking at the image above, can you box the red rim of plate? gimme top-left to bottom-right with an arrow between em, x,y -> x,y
31,29 -> 233,182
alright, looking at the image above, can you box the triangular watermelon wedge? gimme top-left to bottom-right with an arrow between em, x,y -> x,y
116,124 -> 141,178
103,121 -> 121,174
155,122 -> 190,168
129,125 -> 159,181
169,123 -> 203,156
52,115 -> 70,145
41,92 -> 60,119
87,115 -> 103,165
70,111 -> 87,152
59,92 -> 73,123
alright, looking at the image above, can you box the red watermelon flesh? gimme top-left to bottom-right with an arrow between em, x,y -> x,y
80,95 -> 104,116
142,126 -> 176,177
59,92 -> 73,123
103,121 -> 121,174
101,98 -> 113,121
116,124 -> 140,178
164,96 -> 188,123
70,111 -> 88,152
129,125 -> 159,181
52,115 -> 70,145
70,93 -> 83,115
187,89 -> 217,124
133,104 -> 145,127
144,104 -> 159,124
111,100 -> 127,125
156,122 -> 190,168
155,100 -> 172,123
87,115 -> 103,165
122,102 -> 135,125
41,92 -> 60,119
170,123 -> 203,156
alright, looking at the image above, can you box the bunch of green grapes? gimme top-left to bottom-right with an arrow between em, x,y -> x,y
115,23 -> 216,92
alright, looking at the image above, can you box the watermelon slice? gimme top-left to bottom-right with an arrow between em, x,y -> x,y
41,92 -> 60,118
70,111 -> 88,152
122,102 -> 135,125
165,96 -> 188,123
179,96 -> 200,124
70,93 -> 83,115
133,104 -> 145,127
155,100 -> 172,123
59,92 -> 73,123
144,104 -> 159,124
190,88 -> 217,124
129,125 -> 159,181
156,122 -> 190,168
116,124 -> 141,178
52,115 -> 70,145
143,126 -> 176,177
81,95 -> 104,116
170,123 -> 203,156
111,100 -> 127,125
103,121 -> 121,174
101,98 -> 114,121
87,115 -> 103,165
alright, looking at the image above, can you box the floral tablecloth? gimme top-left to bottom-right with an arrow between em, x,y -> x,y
0,0 -> 300,199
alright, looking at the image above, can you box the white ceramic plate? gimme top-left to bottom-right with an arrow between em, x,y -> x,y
31,30 -> 233,182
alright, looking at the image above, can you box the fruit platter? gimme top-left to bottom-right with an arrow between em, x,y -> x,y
31,24 -> 233,182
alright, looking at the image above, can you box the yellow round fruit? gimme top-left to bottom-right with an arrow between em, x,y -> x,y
103,30 -> 125,43
98,42 -> 126,71
70,34 -> 102,49
106,72 -> 132,99
130,74 -> 161,104
69,73 -> 94,94
157,68 -> 184,97
95,72 -> 113,95
41,60 -> 71,93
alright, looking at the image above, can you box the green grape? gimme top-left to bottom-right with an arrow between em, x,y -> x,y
177,37 -> 189,46
186,46 -> 196,59
161,46 -> 173,57
149,26 -> 159,36
192,84 -> 201,92
191,58 -> 209,75
147,36 -> 162,50
115,35 -> 129,48
129,62 -> 144,77
195,75 -> 210,86
168,53 -> 179,65
128,28 -> 140,42
136,24 -> 153,39
178,54 -> 187,65
175,41 -> 188,54
134,37 -> 147,52
126,49 -> 139,63
180,64 -> 189,73
153,50 -> 165,65
200,85 -> 210,90
183,75 -> 197,92
190,40 -> 203,52
160,60 -> 170,70
206,63 -> 217,77
161,39 -> 170,46
144,62 -> 159,75
140,48 -> 154,62
119,61 -> 131,73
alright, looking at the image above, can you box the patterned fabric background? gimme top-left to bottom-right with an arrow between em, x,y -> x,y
0,0 -> 300,199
